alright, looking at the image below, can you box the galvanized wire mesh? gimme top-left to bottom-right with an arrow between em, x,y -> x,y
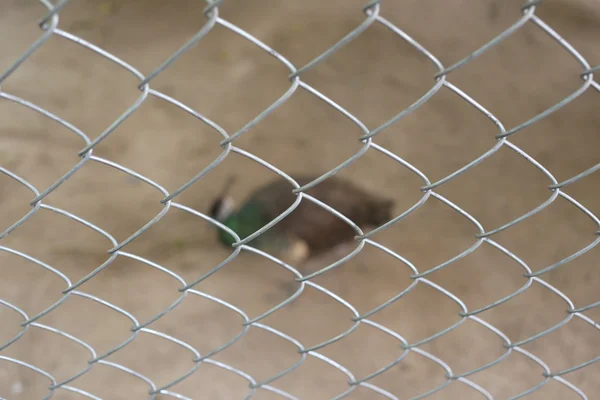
1,0 -> 599,399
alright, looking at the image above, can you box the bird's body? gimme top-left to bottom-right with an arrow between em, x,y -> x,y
211,175 -> 394,265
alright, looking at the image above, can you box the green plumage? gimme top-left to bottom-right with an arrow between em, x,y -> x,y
219,202 -> 273,247
212,175 -> 394,260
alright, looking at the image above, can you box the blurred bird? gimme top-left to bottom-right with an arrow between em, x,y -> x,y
209,175 -> 394,267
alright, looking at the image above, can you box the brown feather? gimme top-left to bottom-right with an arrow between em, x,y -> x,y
246,175 -> 394,255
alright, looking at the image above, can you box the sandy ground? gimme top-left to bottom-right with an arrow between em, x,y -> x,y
0,0 -> 599,399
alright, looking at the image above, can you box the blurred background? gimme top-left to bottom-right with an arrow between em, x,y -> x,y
0,0 -> 599,398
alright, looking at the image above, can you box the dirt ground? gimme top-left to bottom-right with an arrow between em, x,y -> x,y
0,0 -> 599,399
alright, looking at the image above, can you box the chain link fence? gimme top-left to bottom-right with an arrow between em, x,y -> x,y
0,0 -> 599,399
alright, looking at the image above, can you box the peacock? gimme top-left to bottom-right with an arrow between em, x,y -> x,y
209,175 -> 395,267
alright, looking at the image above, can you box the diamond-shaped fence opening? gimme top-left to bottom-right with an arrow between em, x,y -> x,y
0,0 -> 599,399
